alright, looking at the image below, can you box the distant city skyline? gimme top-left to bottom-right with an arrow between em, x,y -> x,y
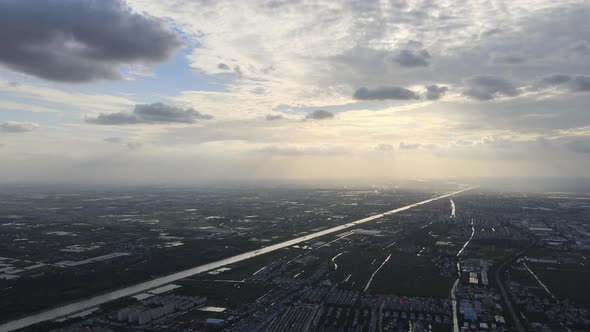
1,0 -> 590,184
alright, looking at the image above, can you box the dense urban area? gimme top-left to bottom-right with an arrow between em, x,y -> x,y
0,184 -> 589,332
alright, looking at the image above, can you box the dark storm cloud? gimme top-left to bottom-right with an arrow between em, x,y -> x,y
393,49 -> 431,67
463,76 -> 520,100
305,110 -> 334,120
424,85 -> 448,100
265,114 -> 285,121
0,0 -> 182,82
353,86 -> 420,100
86,103 -> 213,125
0,121 -> 39,133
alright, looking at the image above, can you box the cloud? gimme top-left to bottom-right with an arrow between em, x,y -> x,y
104,137 -> 123,143
103,136 -> 142,149
251,87 -> 265,95
257,145 -> 349,156
566,139 -> 590,154
541,74 -> 572,85
5,1 -> 590,183
480,136 -> 513,148
233,65 -> 243,77
0,121 -> 39,133
491,54 -> 526,65
0,0 -> 181,82
536,137 -> 552,148
132,0 -> 590,111
265,114 -> 284,121
375,143 -> 394,152
126,142 -> 143,150
571,76 -> 590,92
217,63 -> 231,70
482,28 -> 503,37
538,74 -> 590,92
86,102 -> 213,125
453,139 -> 473,146
463,76 -> 520,100
393,49 -> 431,67
571,41 -> 590,54
353,86 -> 420,100
305,110 -> 334,120
399,142 -> 421,149
424,85 -> 448,100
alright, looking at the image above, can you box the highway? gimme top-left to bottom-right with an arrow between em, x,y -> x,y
0,187 -> 474,332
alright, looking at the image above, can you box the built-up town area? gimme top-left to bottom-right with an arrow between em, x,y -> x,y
0,185 -> 589,331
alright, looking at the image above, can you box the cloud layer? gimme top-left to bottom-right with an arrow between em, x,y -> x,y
2,0 -> 590,183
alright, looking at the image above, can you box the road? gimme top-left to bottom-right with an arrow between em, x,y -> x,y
494,242 -> 536,332
0,187 -> 474,332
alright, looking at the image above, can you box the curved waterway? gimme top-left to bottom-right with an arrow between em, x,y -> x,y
0,187 -> 474,332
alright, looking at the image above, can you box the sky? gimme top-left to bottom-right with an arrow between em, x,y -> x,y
1,0 -> 589,185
